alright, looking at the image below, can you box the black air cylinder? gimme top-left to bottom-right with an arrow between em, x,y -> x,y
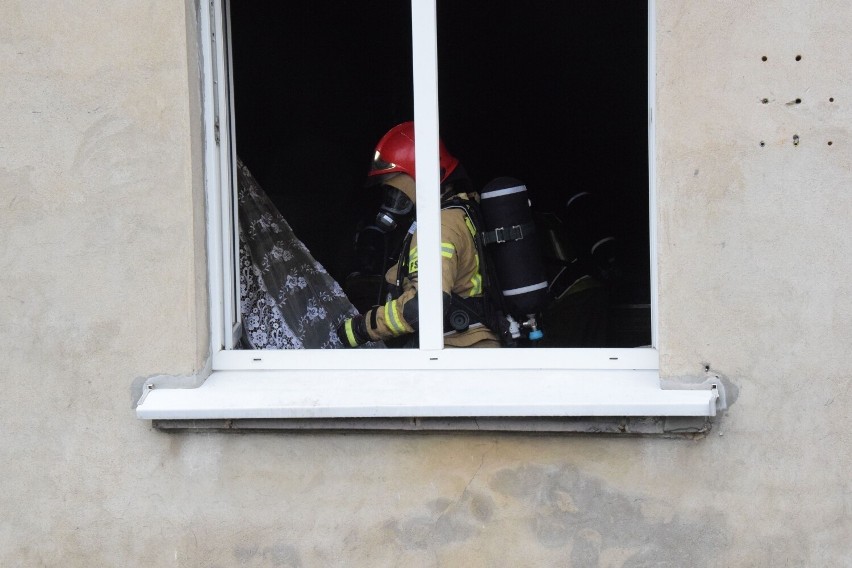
479,177 -> 548,316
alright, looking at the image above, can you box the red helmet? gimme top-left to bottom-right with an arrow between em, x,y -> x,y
367,121 -> 459,183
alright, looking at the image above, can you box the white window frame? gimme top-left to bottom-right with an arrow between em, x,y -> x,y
135,0 -> 719,421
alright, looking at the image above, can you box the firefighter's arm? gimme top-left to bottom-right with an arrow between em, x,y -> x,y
338,235 -> 420,346
365,220 -> 465,342
440,215 -> 465,297
336,217 -> 464,347
363,280 -> 419,342
335,283 -> 420,347
335,314 -> 370,347
336,284 -> 420,347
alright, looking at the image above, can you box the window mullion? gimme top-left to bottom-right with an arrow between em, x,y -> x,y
410,0 -> 443,350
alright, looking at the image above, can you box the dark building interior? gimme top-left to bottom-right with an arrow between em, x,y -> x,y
229,1 -> 651,347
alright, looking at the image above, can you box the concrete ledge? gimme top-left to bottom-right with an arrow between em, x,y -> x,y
152,416 -> 711,435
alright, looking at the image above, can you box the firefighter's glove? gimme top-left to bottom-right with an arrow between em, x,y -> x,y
336,315 -> 370,348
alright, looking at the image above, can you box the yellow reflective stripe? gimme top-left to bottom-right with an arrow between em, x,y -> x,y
470,272 -> 482,296
386,300 -> 405,335
464,213 -> 482,295
441,242 -> 456,259
408,246 -> 418,273
344,319 -> 357,347
464,216 -> 477,238
469,250 -> 483,296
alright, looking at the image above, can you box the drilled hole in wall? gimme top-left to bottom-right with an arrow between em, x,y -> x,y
761,55 -> 767,61
795,98 -> 802,104
761,98 -> 769,104
828,141 -> 833,146
830,97 -> 835,102
760,141 -> 765,147
795,54 -> 802,61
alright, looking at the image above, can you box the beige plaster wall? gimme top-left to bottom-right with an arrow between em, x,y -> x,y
1,1 -> 849,566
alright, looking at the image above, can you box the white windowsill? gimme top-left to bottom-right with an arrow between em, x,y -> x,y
135,370 -> 718,420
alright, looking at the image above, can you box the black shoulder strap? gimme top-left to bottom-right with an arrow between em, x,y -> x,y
393,226 -> 416,290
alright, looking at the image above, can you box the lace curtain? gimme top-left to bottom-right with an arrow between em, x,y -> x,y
237,159 -> 383,349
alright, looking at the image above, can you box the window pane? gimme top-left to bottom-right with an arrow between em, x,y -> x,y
437,0 -> 650,348
229,1 -> 414,349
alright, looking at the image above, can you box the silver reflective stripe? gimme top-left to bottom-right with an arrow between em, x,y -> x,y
591,236 -> 616,255
502,281 -> 548,296
481,185 -> 526,199
566,191 -> 591,208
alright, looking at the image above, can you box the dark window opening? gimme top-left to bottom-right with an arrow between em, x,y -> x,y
230,1 -> 650,348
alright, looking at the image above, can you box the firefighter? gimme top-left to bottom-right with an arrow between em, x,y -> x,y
336,122 -> 500,348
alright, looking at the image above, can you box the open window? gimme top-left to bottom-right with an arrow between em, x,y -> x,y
135,0 -> 719,423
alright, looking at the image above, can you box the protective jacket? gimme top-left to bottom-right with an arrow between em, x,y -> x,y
363,193 -> 499,347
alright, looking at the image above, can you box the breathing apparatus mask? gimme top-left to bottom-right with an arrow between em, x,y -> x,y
375,178 -> 415,233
